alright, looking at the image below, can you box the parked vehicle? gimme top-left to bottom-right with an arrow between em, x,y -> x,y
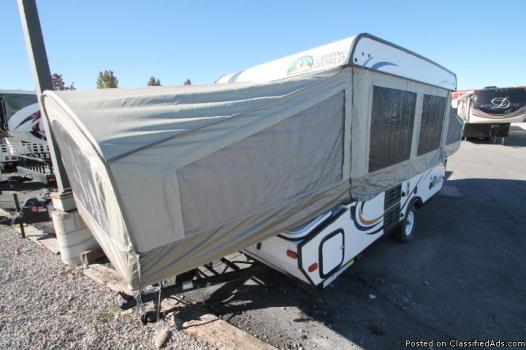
0,90 -> 46,143
221,34 -> 462,288
41,33 -> 462,291
0,90 -> 53,184
454,86 -> 526,139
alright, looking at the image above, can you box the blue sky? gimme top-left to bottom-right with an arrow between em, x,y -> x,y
1,0 -> 525,91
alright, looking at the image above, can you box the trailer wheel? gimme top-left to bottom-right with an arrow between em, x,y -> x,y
141,310 -> 158,324
396,205 -> 416,243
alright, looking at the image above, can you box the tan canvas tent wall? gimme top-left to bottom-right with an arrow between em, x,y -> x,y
41,34 -> 460,289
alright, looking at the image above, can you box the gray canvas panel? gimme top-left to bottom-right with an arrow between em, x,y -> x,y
369,86 -> 416,172
77,203 -> 141,288
417,94 -> 446,155
178,92 -> 345,235
44,99 -> 137,284
44,97 -> 133,250
101,70 -> 348,254
108,158 -> 187,252
443,141 -> 461,157
136,180 -> 351,289
446,106 -> 463,145
352,149 -> 441,201
46,77 -> 324,161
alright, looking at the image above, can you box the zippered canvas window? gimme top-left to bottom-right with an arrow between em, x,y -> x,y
369,86 -> 416,172
446,106 -> 463,144
418,94 -> 446,155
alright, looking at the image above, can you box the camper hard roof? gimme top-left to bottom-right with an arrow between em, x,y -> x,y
217,33 -> 457,90
0,90 -> 36,96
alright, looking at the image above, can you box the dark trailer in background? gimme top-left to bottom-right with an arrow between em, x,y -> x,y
0,91 -> 53,185
457,86 -> 526,139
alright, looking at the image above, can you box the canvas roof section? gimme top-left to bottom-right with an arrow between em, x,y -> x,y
42,74 -> 326,162
218,33 -> 456,90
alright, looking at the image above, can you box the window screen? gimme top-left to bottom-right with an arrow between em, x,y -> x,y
178,92 -> 345,235
369,86 -> 416,172
446,107 -> 463,144
52,121 -> 110,234
418,95 -> 446,155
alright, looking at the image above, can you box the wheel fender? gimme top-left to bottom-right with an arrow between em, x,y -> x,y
401,196 -> 422,220
411,197 -> 423,209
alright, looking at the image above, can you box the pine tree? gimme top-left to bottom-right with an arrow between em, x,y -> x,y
52,73 -> 75,90
147,76 -> 161,86
96,70 -> 119,89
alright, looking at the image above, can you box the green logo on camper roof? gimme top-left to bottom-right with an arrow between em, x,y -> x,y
287,56 -> 313,75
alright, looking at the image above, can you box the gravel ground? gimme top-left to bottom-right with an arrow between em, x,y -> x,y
0,224 -> 213,350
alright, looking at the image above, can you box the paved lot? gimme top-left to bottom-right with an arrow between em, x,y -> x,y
186,124 -> 526,349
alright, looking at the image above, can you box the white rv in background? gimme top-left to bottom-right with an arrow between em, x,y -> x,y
220,34 -> 463,288
454,86 -> 526,139
0,90 -> 52,182
0,90 -> 48,155
0,90 -> 47,142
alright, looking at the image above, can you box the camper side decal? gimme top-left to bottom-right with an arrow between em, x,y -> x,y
287,49 -> 348,76
361,54 -> 398,71
287,56 -> 313,75
350,202 -> 384,235
8,103 -> 47,142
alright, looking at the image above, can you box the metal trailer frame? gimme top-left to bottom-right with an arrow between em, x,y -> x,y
118,255 -> 267,324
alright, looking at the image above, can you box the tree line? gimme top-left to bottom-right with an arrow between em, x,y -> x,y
51,70 -> 192,91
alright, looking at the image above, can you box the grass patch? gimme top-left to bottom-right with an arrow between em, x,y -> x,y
95,310 -> 116,324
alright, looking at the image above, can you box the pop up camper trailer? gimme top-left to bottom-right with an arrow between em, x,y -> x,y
219,34 -> 463,287
41,33 -> 462,291
454,86 -> 526,139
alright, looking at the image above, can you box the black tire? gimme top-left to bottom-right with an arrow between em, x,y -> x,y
395,204 -> 416,243
141,310 -> 158,324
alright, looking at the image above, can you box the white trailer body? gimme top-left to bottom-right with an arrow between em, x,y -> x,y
0,91 -> 50,171
245,163 -> 445,288
0,90 -> 47,143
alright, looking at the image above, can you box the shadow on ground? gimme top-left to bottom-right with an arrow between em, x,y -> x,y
466,124 -> 526,148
